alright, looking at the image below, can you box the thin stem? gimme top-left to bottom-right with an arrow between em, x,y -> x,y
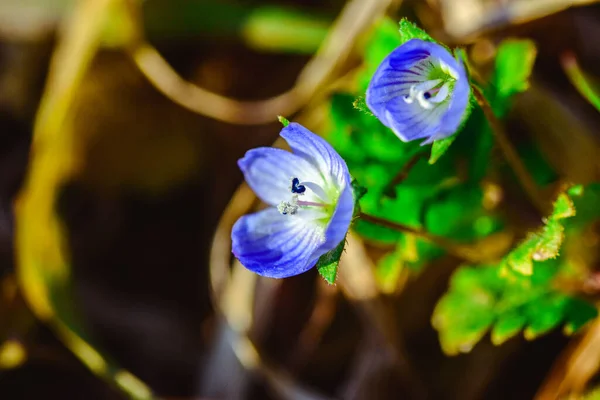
360,212 -> 459,249
561,51 -> 600,112
472,85 -> 548,213
359,212 -> 508,264
384,151 -> 428,198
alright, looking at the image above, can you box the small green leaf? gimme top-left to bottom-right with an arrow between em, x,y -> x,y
352,96 -> 372,115
505,190 -> 576,275
315,238 -> 346,284
491,313 -> 527,345
494,39 -> 537,98
532,220 -> 564,262
277,115 -> 290,127
429,135 -> 457,164
567,184 -> 584,197
398,18 -> 434,43
351,179 -> 367,203
524,295 -> 567,340
552,193 -> 576,220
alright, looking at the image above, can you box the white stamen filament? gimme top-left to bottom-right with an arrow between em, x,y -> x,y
278,177 -> 329,215
404,78 -> 452,109
297,200 -> 326,208
439,60 -> 459,80
429,82 -> 450,103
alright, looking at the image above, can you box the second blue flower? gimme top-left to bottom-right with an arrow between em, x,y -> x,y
366,38 -> 470,144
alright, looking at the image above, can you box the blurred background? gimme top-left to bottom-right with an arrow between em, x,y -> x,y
0,0 -> 599,399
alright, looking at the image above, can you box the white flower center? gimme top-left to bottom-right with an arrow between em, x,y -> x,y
277,177 -> 328,216
403,59 -> 458,110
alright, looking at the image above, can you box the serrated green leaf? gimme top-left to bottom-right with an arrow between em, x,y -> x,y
429,135 -> 457,164
505,190 -> 576,275
552,193 -> 576,220
532,220 -> 564,262
315,238 -> 345,284
398,18 -> 434,43
352,96 -> 372,115
433,262 -> 597,355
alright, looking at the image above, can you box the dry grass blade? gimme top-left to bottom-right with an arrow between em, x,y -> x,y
128,0 -> 394,125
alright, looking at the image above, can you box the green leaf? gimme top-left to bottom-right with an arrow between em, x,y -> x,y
494,39 -> 537,98
351,179 -> 368,204
424,185 -> 503,241
491,313 -> 527,345
523,294 -> 568,340
429,135 -> 457,164
433,262 -> 597,355
315,177 -> 365,284
352,96 -> 372,115
505,190 -> 576,275
315,237 -> 345,285
490,39 -> 537,116
398,18 -> 434,43
552,193 -> 576,219
277,115 -> 290,127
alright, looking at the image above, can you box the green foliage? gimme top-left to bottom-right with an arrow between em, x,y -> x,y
429,136 -> 457,164
433,188 -> 598,355
327,21 -> 523,266
315,178 -> 366,284
504,193 -> 575,276
471,38 -> 538,177
493,39 -> 537,101
398,18 -> 434,43
316,237 -> 345,285
278,115 -> 290,127
433,261 -> 597,355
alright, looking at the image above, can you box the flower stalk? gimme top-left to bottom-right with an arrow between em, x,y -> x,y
472,85 -> 548,214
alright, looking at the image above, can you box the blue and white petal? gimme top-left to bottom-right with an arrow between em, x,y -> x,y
320,182 -> 354,252
232,123 -> 355,279
238,147 -> 325,206
366,39 -> 470,144
232,208 -> 326,278
280,123 -> 349,188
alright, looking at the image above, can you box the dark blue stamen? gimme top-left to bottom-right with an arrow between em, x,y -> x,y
291,177 -> 306,194
423,92 -> 432,100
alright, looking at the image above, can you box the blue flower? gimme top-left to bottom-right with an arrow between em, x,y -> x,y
366,39 -> 470,144
231,123 -> 354,278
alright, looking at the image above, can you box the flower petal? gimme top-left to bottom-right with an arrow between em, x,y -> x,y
384,99 -> 450,142
319,182 -> 354,253
439,63 -> 471,137
280,123 -> 350,189
238,147 -> 324,206
366,39 -> 470,144
231,208 -> 326,278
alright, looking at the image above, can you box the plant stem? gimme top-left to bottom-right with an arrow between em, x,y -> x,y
359,212 -> 505,263
472,85 -> 548,213
384,151 -> 428,198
